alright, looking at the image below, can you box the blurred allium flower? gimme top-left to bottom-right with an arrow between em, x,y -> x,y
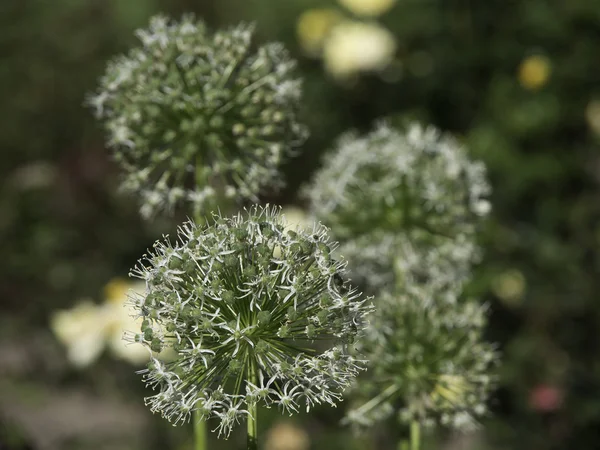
337,0 -> 397,17
323,21 -> 396,79
345,291 -> 498,431
339,232 -> 477,296
51,279 -> 151,368
127,205 -> 372,437
88,15 -> 307,218
305,122 -> 490,293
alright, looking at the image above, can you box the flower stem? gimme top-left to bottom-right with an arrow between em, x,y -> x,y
410,421 -> 420,450
194,155 -> 207,225
193,410 -> 206,450
247,361 -> 258,450
350,384 -> 399,418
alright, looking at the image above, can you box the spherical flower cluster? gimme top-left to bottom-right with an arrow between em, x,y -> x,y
88,15 -> 307,218
127,205 -> 372,437
305,121 -> 490,293
345,290 -> 498,431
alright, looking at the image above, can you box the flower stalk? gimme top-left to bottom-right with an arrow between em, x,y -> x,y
247,360 -> 258,450
194,409 -> 206,450
410,421 -> 420,450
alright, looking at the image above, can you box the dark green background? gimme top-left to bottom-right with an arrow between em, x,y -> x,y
1,1 -> 599,449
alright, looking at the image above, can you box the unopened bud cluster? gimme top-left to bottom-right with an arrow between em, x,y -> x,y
88,15 -> 307,218
345,290 -> 498,431
127,205 -> 372,436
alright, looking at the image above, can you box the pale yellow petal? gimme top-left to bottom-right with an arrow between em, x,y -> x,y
50,300 -> 109,368
67,332 -> 106,368
108,331 -> 149,365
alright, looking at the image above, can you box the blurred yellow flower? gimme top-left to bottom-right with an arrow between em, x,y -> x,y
323,21 -> 396,79
264,421 -> 310,450
491,269 -> 526,306
296,8 -> 343,57
338,0 -> 396,17
50,278 -> 150,368
518,55 -> 551,90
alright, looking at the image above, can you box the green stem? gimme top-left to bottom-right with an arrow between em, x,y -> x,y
193,410 -> 206,450
410,421 -> 420,450
247,361 -> 258,450
398,441 -> 409,450
195,155 -> 207,225
349,384 -> 400,418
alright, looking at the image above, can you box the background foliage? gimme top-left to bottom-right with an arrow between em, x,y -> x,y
1,1 -> 599,449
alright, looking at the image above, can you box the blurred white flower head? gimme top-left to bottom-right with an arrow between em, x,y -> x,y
51,279 -> 150,368
338,0 -> 397,17
323,21 -> 396,79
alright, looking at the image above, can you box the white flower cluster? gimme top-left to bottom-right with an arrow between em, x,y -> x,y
305,121 -> 491,294
345,290 -> 498,431
305,121 -> 497,432
127,205 -> 372,437
88,15 -> 307,218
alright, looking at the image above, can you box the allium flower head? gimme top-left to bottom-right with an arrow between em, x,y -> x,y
127,205 -> 372,436
305,122 -> 490,293
345,290 -> 498,431
88,15 -> 307,218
